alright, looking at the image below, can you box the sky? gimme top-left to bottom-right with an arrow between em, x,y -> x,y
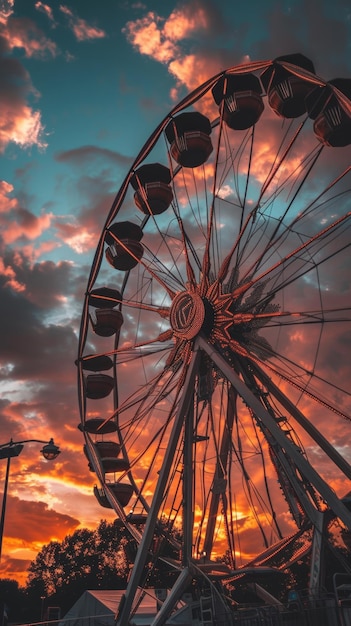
0,0 -> 351,587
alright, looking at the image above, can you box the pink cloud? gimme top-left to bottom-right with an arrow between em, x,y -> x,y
0,256 -> 25,292
59,6 -> 74,17
0,180 -> 17,212
59,5 -> 106,41
21,240 -> 61,261
34,1 -> 55,24
0,0 -> 15,23
0,183 -> 63,279
0,49 -> 47,152
2,209 -> 54,244
56,218 -> 98,253
2,16 -> 57,57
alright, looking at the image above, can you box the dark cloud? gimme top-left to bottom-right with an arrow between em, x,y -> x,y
0,34 -> 28,89
0,249 -> 76,304
253,1 -> 351,77
181,0 -> 231,38
10,257 -> 75,308
55,144 -> 134,167
0,255 -> 79,388
1,555 -> 30,575
4,495 -> 80,542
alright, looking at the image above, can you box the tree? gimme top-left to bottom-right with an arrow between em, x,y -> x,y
25,520 -> 130,617
0,579 -> 27,624
25,518 -> 181,618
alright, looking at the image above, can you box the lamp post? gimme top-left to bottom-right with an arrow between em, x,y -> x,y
0,438 -> 61,562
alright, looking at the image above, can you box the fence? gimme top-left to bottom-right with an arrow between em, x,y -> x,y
228,599 -> 350,626
18,595 -> 351,626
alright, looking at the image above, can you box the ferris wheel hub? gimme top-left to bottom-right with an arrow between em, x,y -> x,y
170,291 -> 206,340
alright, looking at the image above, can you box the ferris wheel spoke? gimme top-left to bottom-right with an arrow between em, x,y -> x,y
228,211 -> 351,304
232,163 -> 350,288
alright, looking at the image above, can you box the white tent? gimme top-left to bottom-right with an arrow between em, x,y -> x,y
60,589 -> 158,626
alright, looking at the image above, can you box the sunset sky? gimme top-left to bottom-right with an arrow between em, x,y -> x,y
1,0 -> 351,587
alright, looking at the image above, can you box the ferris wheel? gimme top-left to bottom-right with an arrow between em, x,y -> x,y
77,54 -> 351,625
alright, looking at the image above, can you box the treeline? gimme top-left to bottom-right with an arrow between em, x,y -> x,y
0,519 -> 180,623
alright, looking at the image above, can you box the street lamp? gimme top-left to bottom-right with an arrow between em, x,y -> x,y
0,438 -> 61,562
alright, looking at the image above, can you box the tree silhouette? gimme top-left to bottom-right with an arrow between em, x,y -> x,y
25,521 -> 129,616
25,518 -> 181,618
0,579 -> 27,625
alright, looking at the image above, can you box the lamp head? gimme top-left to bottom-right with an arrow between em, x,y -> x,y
41,439 -> 61,461
0,443 -> 24,459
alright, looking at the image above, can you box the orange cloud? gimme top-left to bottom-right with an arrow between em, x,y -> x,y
3,496 -> 80,543
122,6 -> 224,97
123,12 -> 178,63
168,54 -> 215,92
123,5 -> 213,70
0,496 -> 80,584
0,42 -> 47,153
0,103 -> 47,153
0,6 -> 51,152
163,6 -> 209,41
124,3 -> 210,63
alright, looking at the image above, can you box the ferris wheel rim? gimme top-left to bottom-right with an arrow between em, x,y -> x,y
77,55 -> 351,622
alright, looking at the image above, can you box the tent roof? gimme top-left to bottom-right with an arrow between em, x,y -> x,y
84,590 -> 123,614
61,589 -> 158,626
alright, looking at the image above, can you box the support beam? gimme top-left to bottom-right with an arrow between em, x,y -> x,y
251,361 -> 351,480
183,396 -> 194,565
151,567 -> 193,626
116,348 -> 201,626
197,336 -> 351,531
202,384 -> 236,560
